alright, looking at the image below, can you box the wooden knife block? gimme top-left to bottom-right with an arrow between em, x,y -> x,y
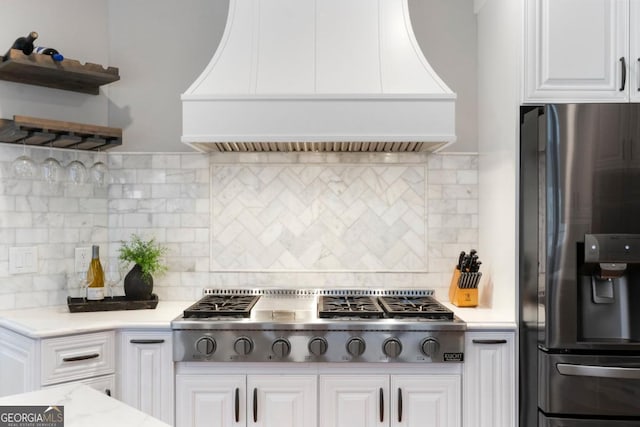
448,268 -> 480,307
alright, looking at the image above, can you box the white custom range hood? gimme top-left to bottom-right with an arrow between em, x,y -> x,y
181,0 -> 456,153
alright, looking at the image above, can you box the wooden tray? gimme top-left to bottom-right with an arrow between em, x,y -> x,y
67,294 -> 158,313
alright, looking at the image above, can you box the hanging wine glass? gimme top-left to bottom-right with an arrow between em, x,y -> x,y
89,151 -> 109,187
11,142 -> 37,179
41,142 -> 63,184
66,149 -> 87,184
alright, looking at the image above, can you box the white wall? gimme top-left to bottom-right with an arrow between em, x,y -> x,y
106,0 -> 228,152
1,0 -> 477,153
410,0 -> 478,153
476,0 -> 520,317
0,0 -> 110,125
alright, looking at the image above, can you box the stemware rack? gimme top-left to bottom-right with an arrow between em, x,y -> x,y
0,115 -> 121,151
0,49 -> 122,152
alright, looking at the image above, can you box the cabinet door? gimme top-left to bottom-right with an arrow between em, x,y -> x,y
0,327 -> 37,396
119,331 -> 174,425
391,375 -> 461,427
463,332 -> 515,427
176,374 -> 245,427
319,375 -> 388,427
524,0 -> 629,102
248,375 -> 317,427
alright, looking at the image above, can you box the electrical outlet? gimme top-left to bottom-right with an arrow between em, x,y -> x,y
75,247 -> 91,273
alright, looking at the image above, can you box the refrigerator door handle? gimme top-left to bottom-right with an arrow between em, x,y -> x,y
557,363 -> 640,379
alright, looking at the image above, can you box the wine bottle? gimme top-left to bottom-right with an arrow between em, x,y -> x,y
7,31 -> 38,55
86,245 -> 105,301
33,46 -> 63,62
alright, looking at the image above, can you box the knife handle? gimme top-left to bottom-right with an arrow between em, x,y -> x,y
457,251 -> 465,270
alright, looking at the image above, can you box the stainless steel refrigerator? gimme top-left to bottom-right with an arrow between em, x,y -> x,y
519,104 -> 640,427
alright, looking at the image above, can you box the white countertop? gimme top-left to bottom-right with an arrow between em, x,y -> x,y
442,302 -> 516,330
0,301 -> 190,338
0,299 -> 515,339
0,383 -> 170,427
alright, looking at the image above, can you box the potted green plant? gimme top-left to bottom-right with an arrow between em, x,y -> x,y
118,234 -> 168,300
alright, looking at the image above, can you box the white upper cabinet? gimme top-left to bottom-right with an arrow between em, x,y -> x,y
524,0 -> 634,102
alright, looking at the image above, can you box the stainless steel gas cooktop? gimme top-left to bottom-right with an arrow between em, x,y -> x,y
172,289 -> 465,363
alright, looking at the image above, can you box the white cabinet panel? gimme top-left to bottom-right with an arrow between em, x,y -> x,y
463,332 -> 515,427
524,0 -> 629,101
320,374 -> 460,427
248,375 -> 317,427
176,374 -> 245,427
319,375 -> 388,427
119,331 -> 174,425
0,328 -> 37,396
392,375 -> 461,427
176,373 -> 316,427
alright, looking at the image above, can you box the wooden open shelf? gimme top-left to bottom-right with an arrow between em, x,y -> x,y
0,115 -> 122,151
0,49 -> 119,95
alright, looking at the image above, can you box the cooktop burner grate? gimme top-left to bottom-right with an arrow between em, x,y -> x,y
183,294 -> 261,318
378,296 -> 454,320
317,295 -> 385,318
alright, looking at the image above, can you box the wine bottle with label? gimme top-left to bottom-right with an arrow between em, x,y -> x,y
6,31 -> 38,55
33,46 -> 63,62
86,245 -> 105,301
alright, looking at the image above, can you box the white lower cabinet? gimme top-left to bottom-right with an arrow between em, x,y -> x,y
463,331 -> 516,427
118,330 -> 174,425
176,375 -> 245,427
176,373 -> 317,427
0,327 -> 116,398
176,365 -> 462,427
319,374 -> 461,427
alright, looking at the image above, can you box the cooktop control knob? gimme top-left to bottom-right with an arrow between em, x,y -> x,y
308,337 -> 328,356
234,337 -> 253,355
346,337 -> 366,357
421,338 -> 440,358
272,338 -> 291,358
383,338 -> 403,358
195,337 -> 216,356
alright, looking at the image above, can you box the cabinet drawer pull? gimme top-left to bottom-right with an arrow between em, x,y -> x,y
379,387 -> 384,422
129,339 -> 165,344
234,388 -> 240,422
253,387 -> 258,422
472,339 -> 507,345
62,353 -> 100,362
398,388 -> 403,422
620,57 -> 627,91
637,58 -> 640,91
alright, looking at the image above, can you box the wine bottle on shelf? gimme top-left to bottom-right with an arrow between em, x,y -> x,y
86,245 -> 105,301
6,31 -> 38,55
33,46 -> 63,62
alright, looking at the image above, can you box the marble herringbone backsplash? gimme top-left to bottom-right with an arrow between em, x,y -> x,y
0,148 -> 478,308
211,164 -> 427,271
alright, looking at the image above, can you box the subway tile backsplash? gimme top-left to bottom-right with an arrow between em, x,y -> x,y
0,146 -> 477,309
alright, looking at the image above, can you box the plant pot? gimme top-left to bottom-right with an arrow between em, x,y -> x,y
124,264 -> 153,300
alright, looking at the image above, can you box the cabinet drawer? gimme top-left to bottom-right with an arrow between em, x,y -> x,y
41,331 -> 115,385
42,374 -> 116,398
